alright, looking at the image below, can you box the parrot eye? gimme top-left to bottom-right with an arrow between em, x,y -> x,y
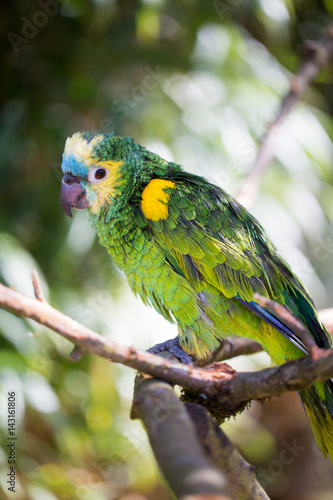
88,167 -> 108,184
95,168 -> 107,179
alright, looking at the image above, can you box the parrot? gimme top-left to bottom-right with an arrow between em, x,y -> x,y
59,130 -> 333,462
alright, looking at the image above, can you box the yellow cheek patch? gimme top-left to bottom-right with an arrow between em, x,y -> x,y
89,160 -> 124,214
141,179 -> 176,221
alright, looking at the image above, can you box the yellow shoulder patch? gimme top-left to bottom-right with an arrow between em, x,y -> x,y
141,179 -> 176,221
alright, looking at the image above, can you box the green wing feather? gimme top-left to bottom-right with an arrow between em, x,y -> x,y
141,172 -> 333,461
144,172 -> 329,350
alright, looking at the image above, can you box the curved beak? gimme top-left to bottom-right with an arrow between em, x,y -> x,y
60,173 -> 90,218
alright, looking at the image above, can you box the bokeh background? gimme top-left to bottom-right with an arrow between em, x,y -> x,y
1,1 -> 333,499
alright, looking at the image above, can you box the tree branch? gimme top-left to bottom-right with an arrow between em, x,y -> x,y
207,337 -> 263,364
131,377 -> 231,499
131,376 -> 269,499
0,282 -> 195,383
185,403 -> 269,499
209,352 -> 333,412
236,23 -> 333,209
253,293 -> 316,353
0,282 -> 332,418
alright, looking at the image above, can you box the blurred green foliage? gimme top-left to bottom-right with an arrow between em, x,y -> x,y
1,1 -> 333,499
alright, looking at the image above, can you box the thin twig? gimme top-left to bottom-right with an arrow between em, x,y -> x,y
31,268 -> 46,302
253,293 -> 316,352
236,23 -> 333,209
206,306 -> 333,364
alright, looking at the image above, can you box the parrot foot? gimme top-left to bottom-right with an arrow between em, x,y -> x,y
148,337 -> 194,365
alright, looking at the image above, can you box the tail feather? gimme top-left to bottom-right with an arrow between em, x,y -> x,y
286,288 -> 333,461
300,380 -> 333,462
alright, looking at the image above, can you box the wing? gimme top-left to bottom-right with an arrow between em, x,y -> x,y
140,172 -> 330,351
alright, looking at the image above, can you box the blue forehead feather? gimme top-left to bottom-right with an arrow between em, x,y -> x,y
61,154 -> 89,178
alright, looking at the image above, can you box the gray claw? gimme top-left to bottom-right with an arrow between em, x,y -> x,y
148,337 -> 194,365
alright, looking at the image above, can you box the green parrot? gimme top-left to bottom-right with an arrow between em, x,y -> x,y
60,131 -> 333,462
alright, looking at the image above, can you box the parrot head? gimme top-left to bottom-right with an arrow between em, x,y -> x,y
60,131 -> 158,218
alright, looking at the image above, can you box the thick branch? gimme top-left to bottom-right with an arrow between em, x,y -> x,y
132,377 -> 231,499
236,23 -> 333,209
211,352 -> 333,411
0,282 -> 332,417
185,403 -> 269,500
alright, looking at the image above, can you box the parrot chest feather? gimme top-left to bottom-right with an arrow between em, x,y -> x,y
93,204 -> 223,354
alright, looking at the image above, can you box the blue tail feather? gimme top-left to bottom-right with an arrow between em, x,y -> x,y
236,296 -> 308,355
